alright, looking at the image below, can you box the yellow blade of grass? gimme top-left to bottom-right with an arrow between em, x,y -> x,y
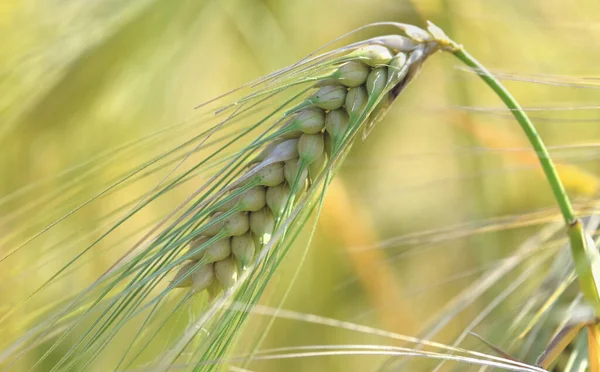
518,273 -> 577,339
537,322 -> 584,369
587,323 -> 600,372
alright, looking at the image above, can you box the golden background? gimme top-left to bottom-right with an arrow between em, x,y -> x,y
1,0 -> 600,370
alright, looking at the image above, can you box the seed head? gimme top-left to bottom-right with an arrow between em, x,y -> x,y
238,186 -> 266,212
335,61 -> 370,87
279,129 -> 303,139
353,45 -> 393,67
314,78 -> 344,87
283,158 -> 308,186
222,212 -> 250,237
249,207 -> 275,244
203,212 -> 224,236
308,152 -> 327,182
288,109 -> 325,134
344,85 -> 368,117
262,138 -> 299,163
297,133 -> 325,165
310,85 -> 347,110
190,234 -> 208,249
216,187 -> 265,213
372,35 -> 418,53
203,237 -> 232,263
191,263 -> 215,292
214,256 -> 238,289
366,67 -> 388,97
188,235 -> 209,261
216,192 -> 238,212
266,184 -> 292,217
387,52 -> 409,85
253,139 -> 284,163
325,109 -> 349,146
231,232 -> 255,269
173,261 -> 197,288
255,162 -> 285,187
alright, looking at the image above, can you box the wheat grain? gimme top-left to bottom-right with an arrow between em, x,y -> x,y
353,45 -> 394,67
284,109 -> 325,135
231,232 -> 255,269
283,159 -> 308,186
334,61 -> 370,87
308,85 -> 347,110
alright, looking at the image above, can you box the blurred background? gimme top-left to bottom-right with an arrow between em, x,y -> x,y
2,0 -> 600,370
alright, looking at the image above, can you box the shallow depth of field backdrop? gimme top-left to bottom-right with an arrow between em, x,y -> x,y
2,0 -> 600,371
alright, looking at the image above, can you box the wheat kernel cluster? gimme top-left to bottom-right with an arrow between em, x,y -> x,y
172,43 -> 414,296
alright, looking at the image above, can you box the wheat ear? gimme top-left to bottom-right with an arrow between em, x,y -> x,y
170,44 -> 431,298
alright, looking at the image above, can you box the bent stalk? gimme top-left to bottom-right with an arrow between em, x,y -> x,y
424,22 -> 600,315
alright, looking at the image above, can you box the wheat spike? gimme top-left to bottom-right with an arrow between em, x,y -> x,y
171,34 -> 436,295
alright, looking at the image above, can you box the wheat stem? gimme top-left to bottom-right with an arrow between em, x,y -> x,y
433,25 -> 600,318
451,48 -> 575,225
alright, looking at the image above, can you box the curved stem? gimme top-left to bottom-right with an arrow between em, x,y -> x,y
451,48 -> 576,225
446,42 -> 600,318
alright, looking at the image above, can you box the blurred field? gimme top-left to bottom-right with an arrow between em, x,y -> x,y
2,0 -> 600,371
